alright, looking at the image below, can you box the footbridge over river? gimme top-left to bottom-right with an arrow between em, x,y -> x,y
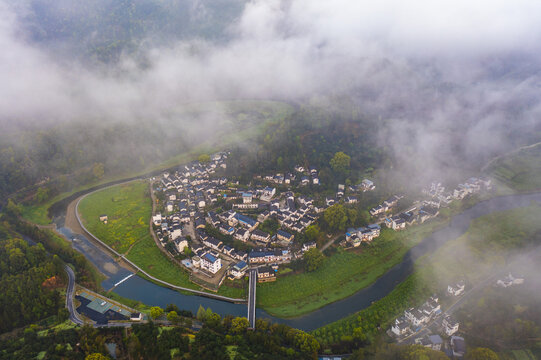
247,268 -> 258,329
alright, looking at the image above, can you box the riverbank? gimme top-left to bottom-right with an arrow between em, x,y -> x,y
313,201 -> 541,348
257,192 -> 495,318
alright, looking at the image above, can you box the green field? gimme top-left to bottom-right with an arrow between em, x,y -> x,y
78,181 -> 244,298
488,143 -> 541,192
79,181 -> 152,254
257,218 -> 450,317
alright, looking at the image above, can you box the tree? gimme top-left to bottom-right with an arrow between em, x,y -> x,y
35,187 -> 50,203
466,348 -> 499,360
305,224 -> 321,242
92,163 -> 104,180
303,248 -> 325,272
230,317 -> 250,334
166,311 -> 180,324
57,308 -> 70,323
85,354 -> 110,360
330,152 -> 350,174
149,306 -> 164,320
196,305 -> 207,320
324,204 -> 348,232
198,154 -> 210,164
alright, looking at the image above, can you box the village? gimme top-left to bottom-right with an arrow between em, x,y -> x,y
387,270 -> 526,357
140,150 -> 494,293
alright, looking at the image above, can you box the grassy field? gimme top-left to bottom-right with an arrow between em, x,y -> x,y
257,217 -> 450,318
79,181 -> 152,254
313,203 -> 541,346
20,100 -> 293,226
78,181 -> 245,298
488,143 -> 541,192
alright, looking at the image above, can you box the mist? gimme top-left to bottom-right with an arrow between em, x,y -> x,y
2,0 -> 541,185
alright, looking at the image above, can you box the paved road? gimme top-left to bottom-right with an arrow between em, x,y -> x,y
64,265 -> 84,326
247,269 -> 257,328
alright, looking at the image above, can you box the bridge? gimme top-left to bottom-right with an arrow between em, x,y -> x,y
247,268 -> 258,329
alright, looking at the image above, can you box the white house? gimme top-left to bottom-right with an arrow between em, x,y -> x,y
174,238 -> 189,253
447,280 -> 465,296
229,261 -> 248,279
391,317 -> 410,336
152,213 -> 162,226
201,253 -> 222,274
442,316 -> 459,336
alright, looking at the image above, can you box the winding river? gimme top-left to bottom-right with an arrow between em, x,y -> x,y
56,192 -> 541,331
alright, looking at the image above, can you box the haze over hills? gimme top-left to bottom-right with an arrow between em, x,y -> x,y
1,1 -> 541,359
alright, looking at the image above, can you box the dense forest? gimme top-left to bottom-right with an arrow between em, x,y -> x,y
0,226 -> 64,333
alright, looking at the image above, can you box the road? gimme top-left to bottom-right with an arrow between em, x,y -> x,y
320,233 -> 342,252
64,265 -> 84,326
247,269 -> 257,329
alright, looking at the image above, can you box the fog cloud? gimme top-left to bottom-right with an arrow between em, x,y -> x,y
2,0 -> 541,179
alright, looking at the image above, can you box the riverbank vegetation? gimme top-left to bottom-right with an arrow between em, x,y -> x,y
488,142 -> 541,192
257,216 -> 449,318
313,203 -> 541,354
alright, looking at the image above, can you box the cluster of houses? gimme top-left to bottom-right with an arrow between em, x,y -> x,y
391,281 -> 466,342
391,295 -> 442,337
345,224 -> 381,247
259,165 -> 320,186
423,177 -> 492,205
496,273 -> 524,288
152,152 -> 334,285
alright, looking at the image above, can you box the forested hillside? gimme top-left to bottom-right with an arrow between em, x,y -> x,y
0,228 -> 64,333
0,101 -> 292,207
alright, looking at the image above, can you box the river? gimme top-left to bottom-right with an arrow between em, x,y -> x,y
56,192 -> 541,331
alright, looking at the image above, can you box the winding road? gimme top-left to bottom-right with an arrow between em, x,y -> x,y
64,265 -> 84,326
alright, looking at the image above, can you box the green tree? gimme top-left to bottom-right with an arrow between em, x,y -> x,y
466,348 -> 499,360
324,204 -> 348,231
305,224 -> 321,242
149,306 -> 164,320
330,152 -> 350,174
196,305 -> 206,320
303,248 -> 325,272
35,187 -> 50,203
198,154 -> 210,163
166,311 -> 180,324
92,163 -> 105,180
230,317 -> 250,334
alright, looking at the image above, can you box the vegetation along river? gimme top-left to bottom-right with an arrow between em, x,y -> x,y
57,192 -> 541,331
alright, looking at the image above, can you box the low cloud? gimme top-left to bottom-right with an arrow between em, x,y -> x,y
2,0 -> 541,181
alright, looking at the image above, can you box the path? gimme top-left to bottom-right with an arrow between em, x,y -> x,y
320,233 -> 342,252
